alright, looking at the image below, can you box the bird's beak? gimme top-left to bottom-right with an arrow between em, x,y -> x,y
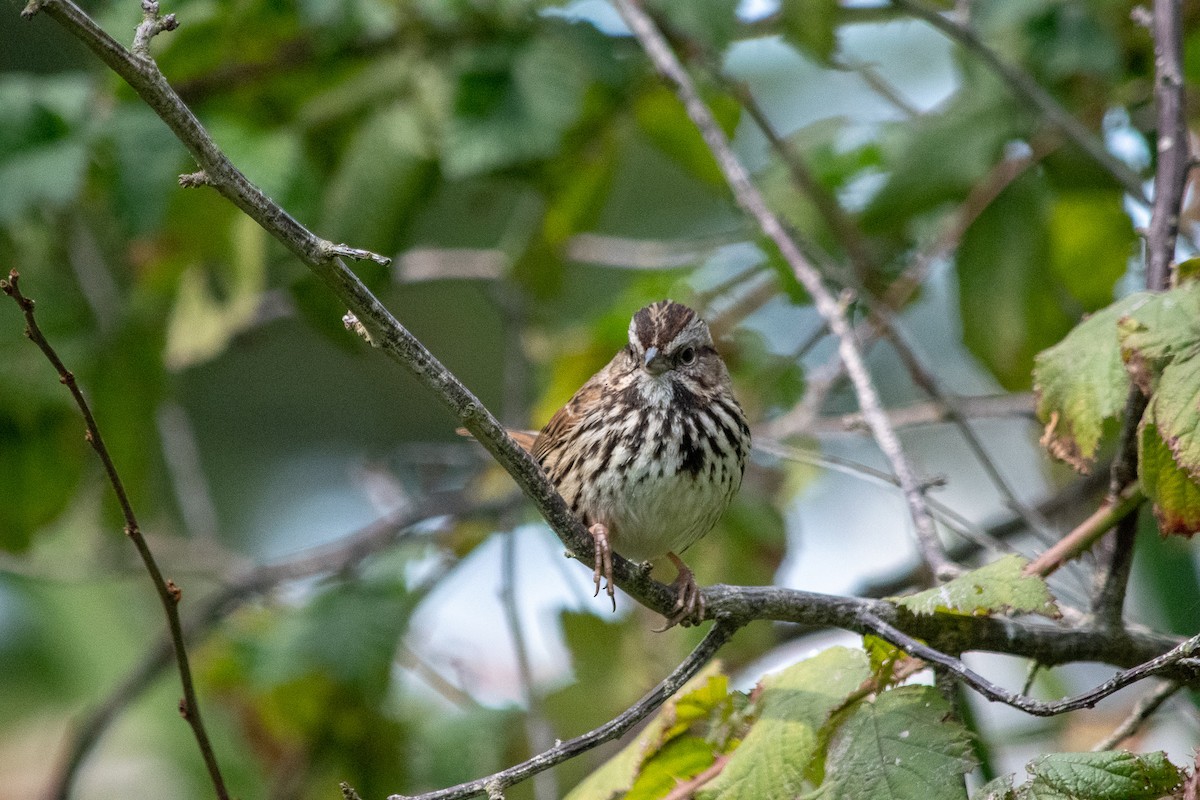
643,346 -> 668,375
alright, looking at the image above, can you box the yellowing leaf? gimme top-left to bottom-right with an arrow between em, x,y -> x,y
1139,421 -> 1200,536
1117,282 -> 1200,395
564,663 -> 726,800
1034,294 -> 1149,471
894,555 -> 1059,618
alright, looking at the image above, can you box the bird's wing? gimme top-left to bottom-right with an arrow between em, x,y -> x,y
532,374 -> 607,461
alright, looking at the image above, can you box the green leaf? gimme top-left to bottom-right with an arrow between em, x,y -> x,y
1046,191 -> 1135,309
861,81 -> 1023,233
1139,420 -> 1200,536
972,775 -> 1015,800
0,409 -> 86,552
958,172 -> 1076,389
646,0 -> 739,53
443,27 -> 593,178
164,215 -> 269,369
1026,751 -> 1182,800
814,686 -> 975,800
698,647 -> 871,800
248,579 -> 414,701
894,554 -> 1059,618
635,85 -> 740,190
1118,282 -> 1200,396
780,0 -> 839,63
1033,294 -> 1149,472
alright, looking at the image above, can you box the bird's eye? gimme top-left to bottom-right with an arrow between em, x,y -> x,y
679,346 -> 696,365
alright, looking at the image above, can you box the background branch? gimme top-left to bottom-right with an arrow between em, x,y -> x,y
614,0 -> 959,581
1,271 -> 230,800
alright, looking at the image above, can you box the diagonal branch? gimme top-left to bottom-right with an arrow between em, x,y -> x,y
382,618 -> 741,800
1,270 -> 230,800
18,0 -> 686,622
613,0 -> 959,581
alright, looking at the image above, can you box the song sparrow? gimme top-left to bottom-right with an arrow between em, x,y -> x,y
515,300 -> 750,627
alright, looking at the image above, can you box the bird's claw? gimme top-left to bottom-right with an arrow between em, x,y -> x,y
655,552 -> 705,631
588,522 -> 616,611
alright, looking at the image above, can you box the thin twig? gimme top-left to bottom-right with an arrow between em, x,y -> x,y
1091,511 -> 1140,624
714,68 -> 876,281
891,0 -> 1148,204
1,270 -> 230,800
856,471 -> 1109,599
830,393 -> 1036,433
877,315 -> 1059,543
860,611 -> 1200,716
1144,0 -> 1190,292
1023,484 -> 1144,578
384,619 -> 741,800
754,438 -> 1012,556
614,0 -> 959,580
1090,680 -> 1180,751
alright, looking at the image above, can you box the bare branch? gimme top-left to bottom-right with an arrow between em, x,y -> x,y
382,619 -> 741,800
829,393 -> 1036,433
860,611 -> 1200,716
1090,680 -> 1180,751
613,0 -> 960,580
500,530 -> 558,800
1023,484 -> 1144,578
1145,0 -> 1190,291
0,270 -> 230,800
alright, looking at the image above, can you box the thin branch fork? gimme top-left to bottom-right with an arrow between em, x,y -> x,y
613,0 -> 960,582
0,270 -> 231,800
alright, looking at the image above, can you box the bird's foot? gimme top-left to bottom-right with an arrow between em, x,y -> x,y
656,552 -> 705,630
588,522 -> 616,612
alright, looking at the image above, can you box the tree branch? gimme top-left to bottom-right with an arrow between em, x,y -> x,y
861,611 -> 1200,716
1091,0 -> 1189,623
381,618 -> 741,800
613,0 -> 959,581
1089,680 -> 1179,751
0,270 -> 230,800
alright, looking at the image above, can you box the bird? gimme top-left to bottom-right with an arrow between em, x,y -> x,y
504,300 -> 750,627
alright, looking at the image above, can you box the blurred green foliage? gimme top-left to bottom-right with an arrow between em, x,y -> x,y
0,0 -> 1195,797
